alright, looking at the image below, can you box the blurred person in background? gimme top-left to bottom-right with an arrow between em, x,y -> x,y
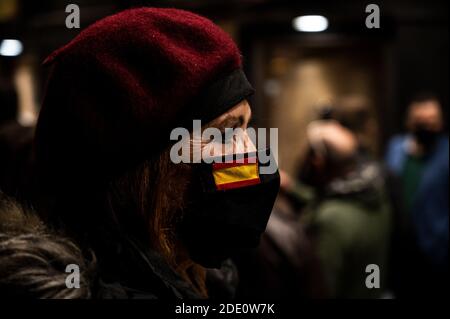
293,121 -> 392,298
323,96 -> 404,297
329,95 -> 379,157
385,92 -> 448,296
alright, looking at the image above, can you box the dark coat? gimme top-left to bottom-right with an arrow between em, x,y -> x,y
92,236 -> 200,299
94,235 -> 238,299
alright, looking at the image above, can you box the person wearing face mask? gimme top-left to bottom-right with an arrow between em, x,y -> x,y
385,93 -> 448,296
32,8 -> 280,299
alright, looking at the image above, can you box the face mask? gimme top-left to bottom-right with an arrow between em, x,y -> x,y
179,148 -> 280,268
412,124 -> 439,147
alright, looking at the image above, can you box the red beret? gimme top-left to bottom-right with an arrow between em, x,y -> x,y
34,8 -> 254,186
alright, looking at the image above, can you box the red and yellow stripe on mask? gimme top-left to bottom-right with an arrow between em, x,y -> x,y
212,157 -> 260,191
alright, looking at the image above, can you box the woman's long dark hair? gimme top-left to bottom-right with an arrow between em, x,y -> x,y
34,144 -> 208,297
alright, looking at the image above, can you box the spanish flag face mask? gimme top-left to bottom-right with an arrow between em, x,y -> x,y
179,148 -> 280,268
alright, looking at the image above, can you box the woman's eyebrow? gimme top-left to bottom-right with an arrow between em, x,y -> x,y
216,115 -> 244,131
205,107 -> 252,130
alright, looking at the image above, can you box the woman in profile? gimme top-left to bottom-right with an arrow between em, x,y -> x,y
33,8 -> 279,298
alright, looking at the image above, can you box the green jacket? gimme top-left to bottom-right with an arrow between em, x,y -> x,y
299,163 -> 392,298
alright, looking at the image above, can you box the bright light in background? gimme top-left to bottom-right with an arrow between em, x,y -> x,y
292,15 -> 328,32
0,39 -> 23,57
